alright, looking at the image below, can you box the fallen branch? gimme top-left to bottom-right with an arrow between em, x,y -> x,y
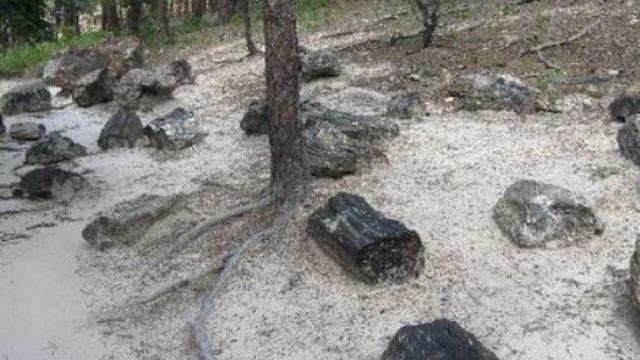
189,228 -> 273,360
536,51 -> 561,70
146,192 -> 273,273
522,20 -> 601,56
136,266 -> 220,306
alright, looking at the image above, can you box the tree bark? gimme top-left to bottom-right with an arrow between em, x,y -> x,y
102,0 -> 120,33
415,0 -> 441,47
193,0 -> 206,18
263,0 -> 308,205
240,0 -> 257,55
153,0 -> 171,41
218,0 -> 237,24
127,0 -> 143,35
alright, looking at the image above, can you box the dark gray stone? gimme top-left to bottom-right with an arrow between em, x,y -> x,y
382,319 -> 499,360
304,122 -> 360,178
494,180 -> 605,248
115,69 -> 178,107
9,123 -> 46,141
387,92 -> 424,119
144,107 -> 205,150
301,50 -> 342,82
307,192 -> 424,283
14,167 -> 85,199
170,59 -> 195,86
25,133 -> 87,165
72,68 -> 113,107
241,99 -> 269,135
82,193 -> 185,250
448,74 -> 537,113
618,115 -> 640,166
98,109 -> 145,150
303,102 -> 399,142
609,83 -> 640,123
1,83 -> 52,115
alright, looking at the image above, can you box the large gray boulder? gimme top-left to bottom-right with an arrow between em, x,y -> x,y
1,83 -> 51,115
301,50 -> 342,82
72,68 -> 113,107
9,123 -> 46,141
631,236 -> 640,311
14,167 -> 86,199
98,109 -> 145,150
448,74 -> 537,113
44,38 -> 143,91
303,102 -> 399,142
307,192 -> 424,283
25,133 -> 87,165
304,122 -> 360,178
494,180 -> 605,248
144,107 -> 205,150
618,115 -> 640,166
115,69 -> 178,107
609,82 -> 640,123
382,319 -> 499,360
82,193 -> 185,250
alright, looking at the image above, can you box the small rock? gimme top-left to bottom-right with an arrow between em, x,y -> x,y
493,180 -> 605,248
98,108 -> 145,150
240,99 -> 269,135
630,236 -> 640,311
1,83 -> 52,115
170,59 -> 195,86
382,319 -> 499,360
301,50 -> 342,82
14,167 -> 85,199
144,107 -> 205,150
25,133 -> 87,165
617,115 -> 640,166
9,123 -> 46,141
115,69 -> 178,107
303,102 -> 399,142
609,82 -> 640,122
448,73 -> 537,113
307,192 -> 424,283
82,193 -> 185,250
386,92 -> 425,119
304,122 -> 359,178
72,68 -> 113,107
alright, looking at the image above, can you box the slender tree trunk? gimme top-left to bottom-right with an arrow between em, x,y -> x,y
193,0 -> 206,18
263,0 -> 308,205
218,0 -> 237,24
240,0 -> 257,55
153,0 -> 171,40
415,0 -> 441,47
62,1 -> 80,36
127,0 -> 143,34
101,0 -> 120,32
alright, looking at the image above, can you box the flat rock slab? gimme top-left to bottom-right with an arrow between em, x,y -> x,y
303,102 -> 399,142
98,108 -> 146,150
145,107 -> 206,150
82,193 -> 185,250
1,83 -> 52,115
448,74 -> 537,113
9,123 -> 46,141
631,236 -> 640,311
609,82 -> 640,122
382,319 -> 499,360
493,180 -> 604,248
617,115 -> 640,166
25,133 -> 87,165
301,50 -> 342,82
307,192 -> 424,284
14,167 -> 86,199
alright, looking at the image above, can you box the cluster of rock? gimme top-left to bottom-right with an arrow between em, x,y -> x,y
447,73 -> 538,113
0,82 -> 52,115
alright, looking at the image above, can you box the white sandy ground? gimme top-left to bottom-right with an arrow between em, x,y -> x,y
1,22 -> 640,360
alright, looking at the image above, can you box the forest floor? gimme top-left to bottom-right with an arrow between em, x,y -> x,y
1,0 -> 640,359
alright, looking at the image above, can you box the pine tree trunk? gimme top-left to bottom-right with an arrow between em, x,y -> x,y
127,0 -> 143,34
263,0 -> 308,205
63,2 -> 80,36
153,0 -> 171,40
193,0 -> 206,18
240,0 -> 257,55
218,0 -> 237,24
102,0 -> 120,32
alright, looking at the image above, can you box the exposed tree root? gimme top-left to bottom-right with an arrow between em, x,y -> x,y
135,266 -> 220,306
189,228 -> 273,360
522,20 -> 601,55
146,193 -> 273,274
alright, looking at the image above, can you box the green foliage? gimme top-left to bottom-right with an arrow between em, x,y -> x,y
0,0 -> 51,46
536,68 -> 566,92
296,0 -> 331,28
0,32 -> 107,77
578,166 -> 621,180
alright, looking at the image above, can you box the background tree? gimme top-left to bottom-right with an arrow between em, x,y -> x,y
126,0 -> 143,34
152,0 -> 171,41
0,0 -> 51,48
240,0 -> 257,55
263,0 -> 308,205
415,0 -> 441,47
101,0 -> 120,33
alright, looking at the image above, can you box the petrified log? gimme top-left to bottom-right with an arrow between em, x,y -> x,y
382,319 -> 499,360
307,192 -> 424,283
